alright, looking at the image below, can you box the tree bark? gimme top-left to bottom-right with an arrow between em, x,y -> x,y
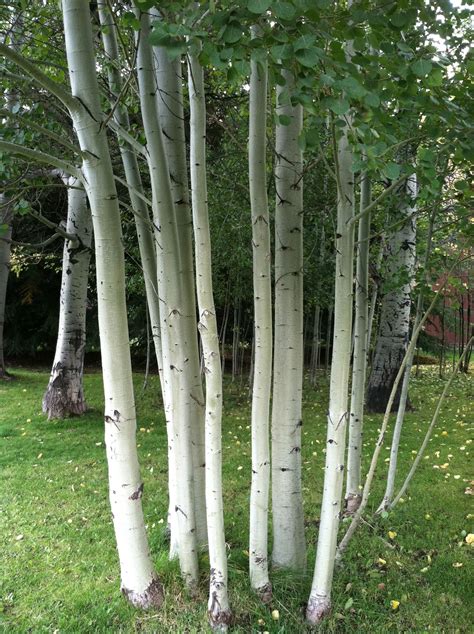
271,69 -> 306,571
135,9 -> 198,587
153,37 -> 207,549
307,115 -> 355,623
345,171 -> 371,512
43,176 -> 91,419
188,49 -> 231,629
62,0 -> 162,608
248,39 -> 272,600
366,177 -> 417,413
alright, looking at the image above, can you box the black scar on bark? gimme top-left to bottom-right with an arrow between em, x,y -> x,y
122,576 -> 164,609
129,482 -> 144,500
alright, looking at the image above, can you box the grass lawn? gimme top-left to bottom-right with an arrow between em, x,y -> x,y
0,366 -> 473,633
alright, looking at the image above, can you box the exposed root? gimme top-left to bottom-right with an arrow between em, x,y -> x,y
122,576 -> 164,610
306,594 -> 331,625
344,493 -> 362,516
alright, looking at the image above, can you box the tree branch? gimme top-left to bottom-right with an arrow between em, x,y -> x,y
0,140 -> 82,180
0,42 -> 78,114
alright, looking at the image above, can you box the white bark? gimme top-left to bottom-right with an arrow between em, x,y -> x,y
307,117 -> 355,622
97,1 -> 163,379
271,69 -> 306,570
345,171 -> 371,512
135,10 -> 198,586
366,177 -> 417,412
0,199 -> 12,378
248,40 -> 272,600
152,33 -> 207,550
61,0 -> 162,607
43,177 -> 91,419
188,50 -> 231,629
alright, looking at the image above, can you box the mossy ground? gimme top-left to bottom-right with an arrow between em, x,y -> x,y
0,366 -> 472,632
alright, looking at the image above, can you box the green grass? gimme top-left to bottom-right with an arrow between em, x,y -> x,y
0,366 -> 473,633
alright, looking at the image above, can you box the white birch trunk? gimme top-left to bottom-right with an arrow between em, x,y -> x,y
61,0 -> 162,607
271,70 -> 306,570
0,199 -> 12,378
135,10 -> 198,586
307,117 -> 355,624
345,171 -> 371,512
96,2 -> 176,554
378,181 -> 422,511
248,39 -> 272,600
43,177 -> 91,419
366,177 -> 417,412
188,50 -> 231,629
152,35 -> 207,550
97,1 -> 163,379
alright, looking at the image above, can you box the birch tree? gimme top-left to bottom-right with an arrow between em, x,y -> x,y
307,105 -> 355,629
366,176 -> 417,412
271,69 -> 306,571
43,176 -> 92,419
345,170 -> 371,512
152,29 -> 207,549
248,33 -> 272,600
188,47 -> 231,629
0,0 -> 162,606
135,9 -> 198,586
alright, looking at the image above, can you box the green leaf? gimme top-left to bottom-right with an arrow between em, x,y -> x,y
364,92 -> 380,108
272,1 -> 296,20
344,597 -> 354,610
425,68 -> 443,87
294,34 -> 317,50
295,47 -> 323,68
278,114 -> 292,126
329,98 -> 350,115
222,23 -> 242,44
397,42 -> 412,53
339,76 -> 366,98
384,162 -> 401,180
411,59 -> 432,77
270,43 -> 293,61
247,0 -> 271,13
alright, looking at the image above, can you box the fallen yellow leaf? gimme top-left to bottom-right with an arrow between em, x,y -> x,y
390,599 -> 400,610
388,531 -> 397,540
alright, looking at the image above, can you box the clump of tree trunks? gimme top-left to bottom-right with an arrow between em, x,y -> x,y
0,0 -> 472,630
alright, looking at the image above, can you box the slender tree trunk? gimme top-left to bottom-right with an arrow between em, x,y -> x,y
220,296 -> 230,374
0,200 -> 12,379
325,305 -> 333,372
248,42 -> 272,600
135,10 -> 198,586
271,69 -> 306,571
307,115 -> 355,622
366,177 -> 417,412
309,304 -> 321,387
43,177 -> 91,419
97,2 -> 163,379
345,171 -> 371,513
188,49 -> 231,629
366,237 -> 384,359
62,0 -> 162,607
153,37 -> 207,547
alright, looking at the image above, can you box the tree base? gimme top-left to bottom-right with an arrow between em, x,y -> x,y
208,606 -> 232,631
122,576 -> 164,610
0,369 -> 14,380
366,384 -> 412,413
42,387 -> 87,420
254,581 -> 272,604
306,594 -> 331,625
344,493 -> 362,516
